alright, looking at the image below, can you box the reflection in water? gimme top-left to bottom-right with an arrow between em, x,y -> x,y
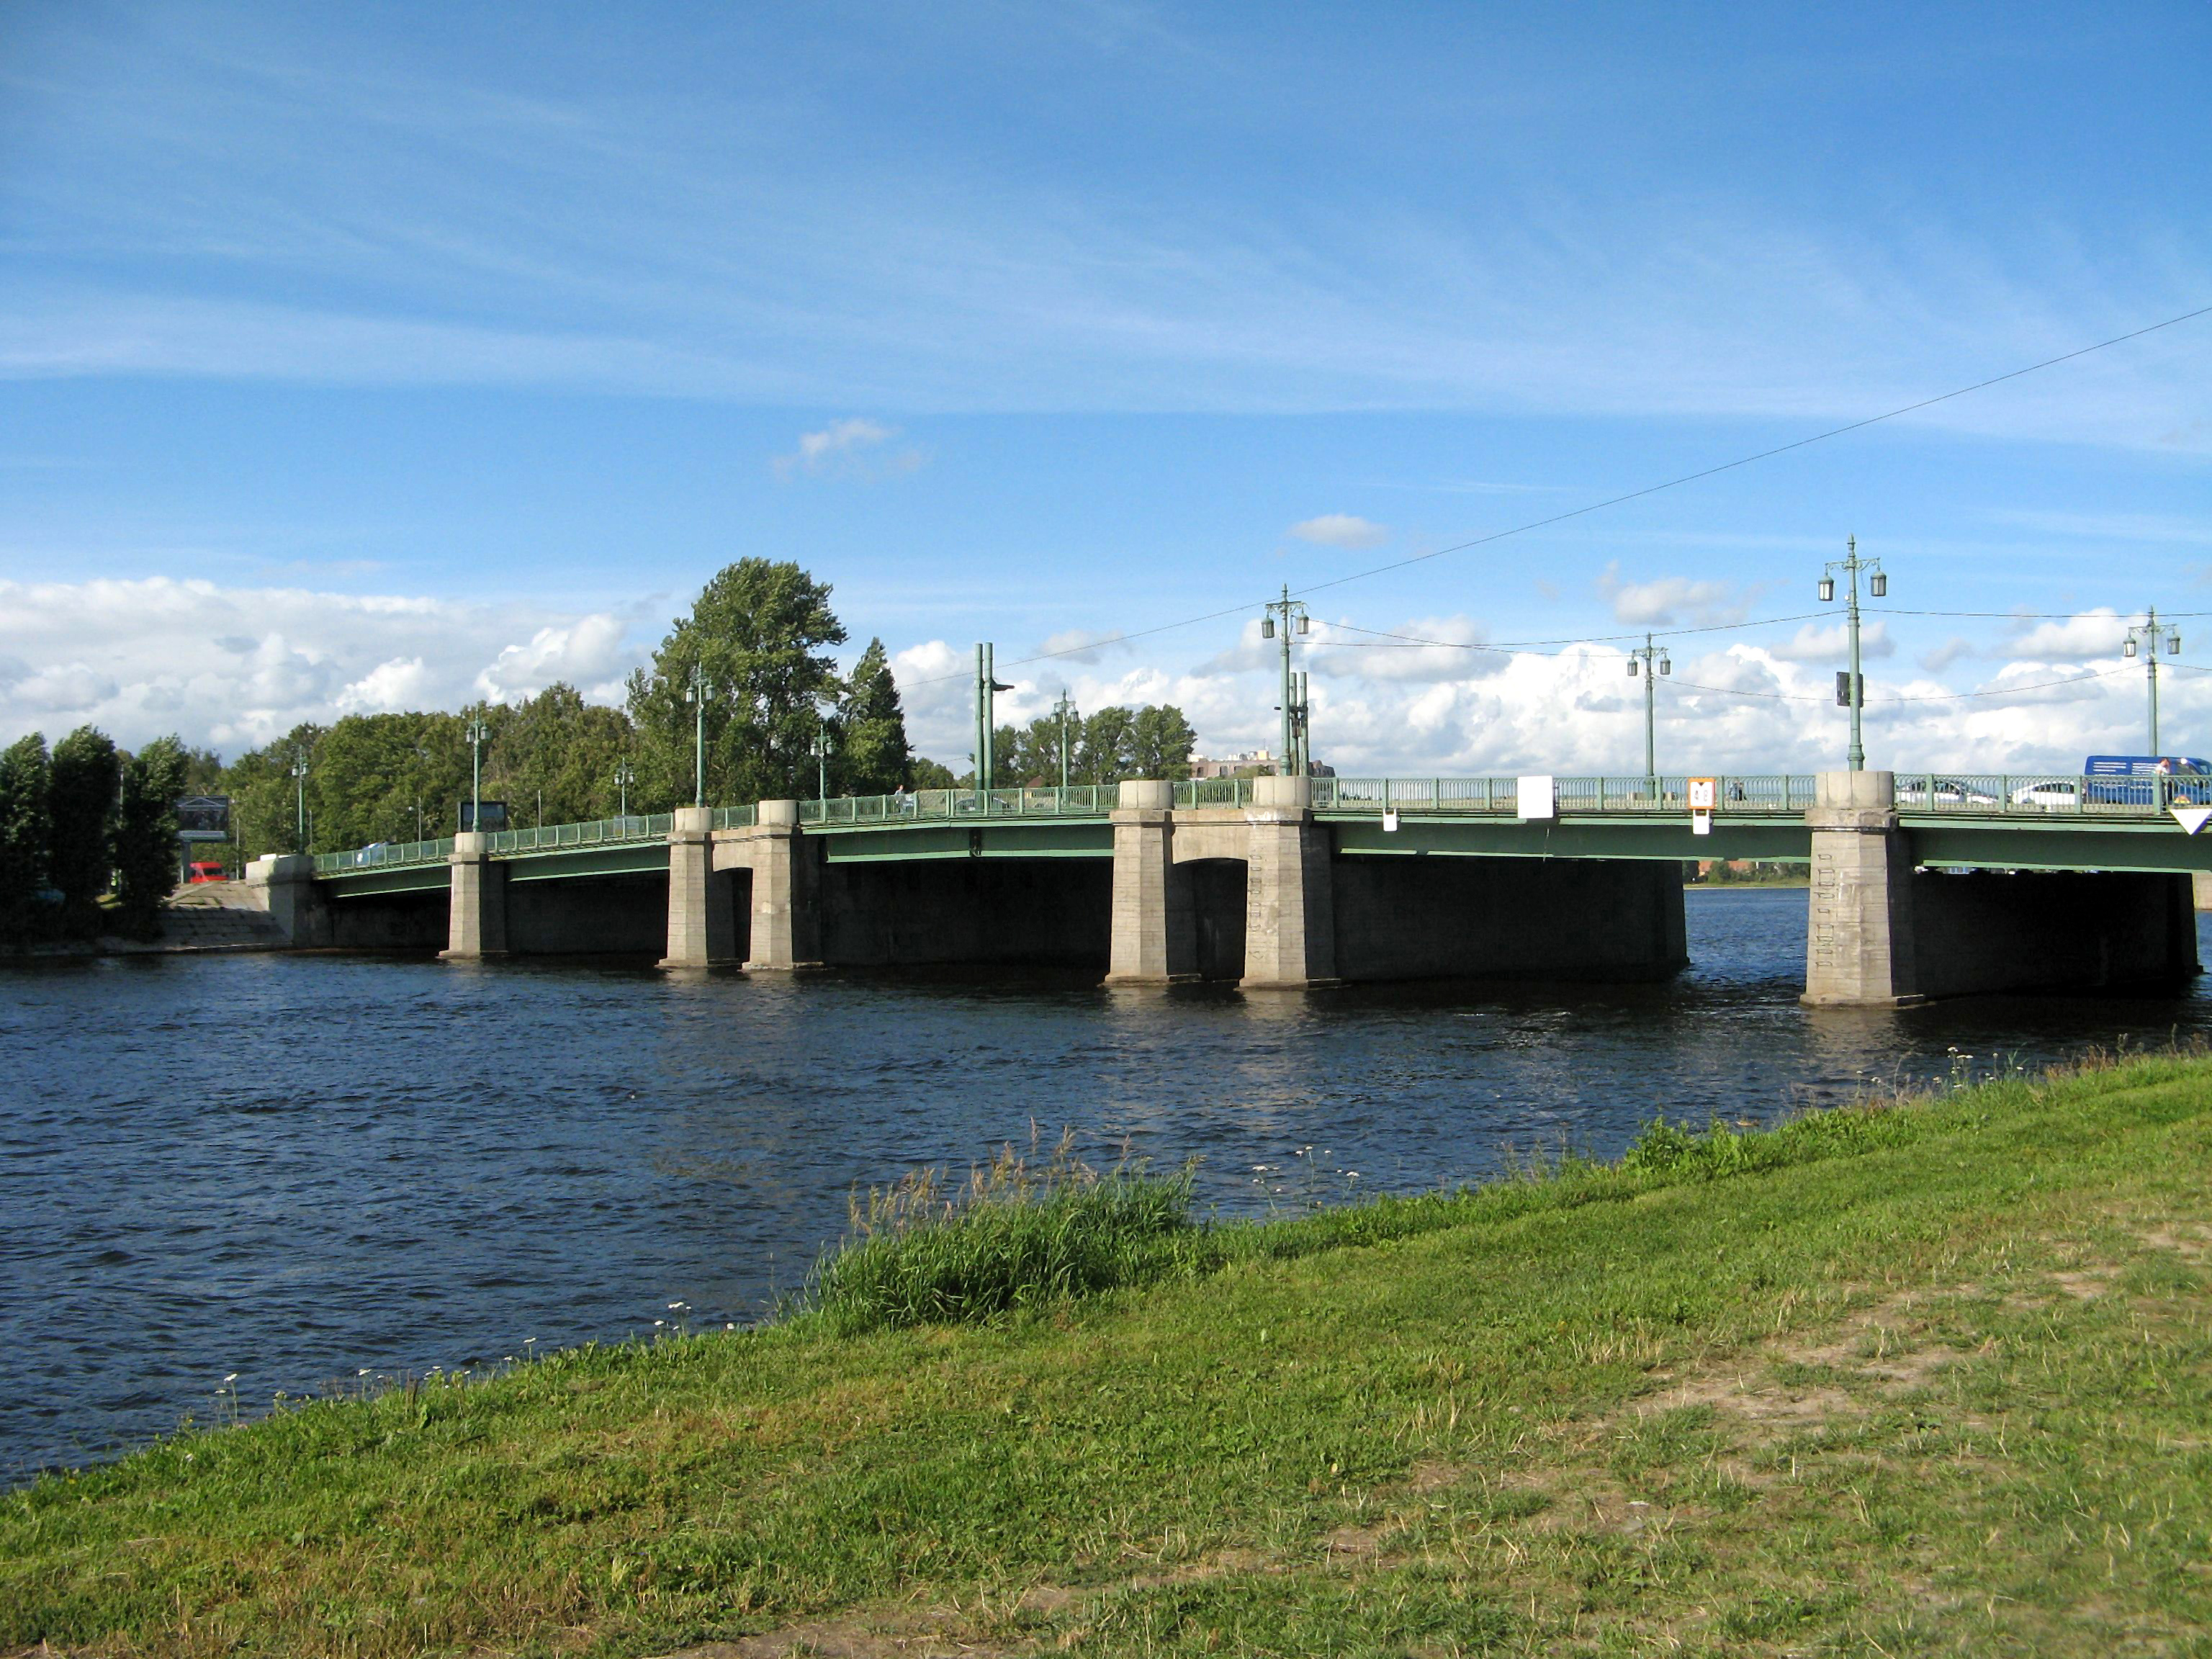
4,886 -> 2208,1477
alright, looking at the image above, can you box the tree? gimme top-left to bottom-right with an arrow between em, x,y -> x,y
48,726 -> 119,930
1129,705 -> 1197,781
909,757 -> 959,791
834,639 -> 912,796
627,559 -> 848,808
0,734 -> 50,945
222,724 -> 325,858
1076,707 -> 1136,783
482,685 -> 631,825
114,736 -> 188,940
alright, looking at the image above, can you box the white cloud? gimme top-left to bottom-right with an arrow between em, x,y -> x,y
1918,637 -> 1975,673
771,418 -> 925,480
474,613 -> 628,702
1596,565 -> 1749,627
1770,621 -> 1894,662
1288,513 -> 1389,549
2005,610 -> 2127,660
0,577 -> 646,754
1310,614 -> 1506,683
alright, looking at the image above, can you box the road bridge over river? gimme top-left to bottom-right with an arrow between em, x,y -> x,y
247,770 -> 2212,1007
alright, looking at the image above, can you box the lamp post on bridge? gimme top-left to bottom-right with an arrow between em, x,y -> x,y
811,699 -> 836,809
1259,585 -> 1310,776
464,716 -> 490,833
685,665 -> 716,809
1817,536 -> 1887,772
972,644 -> 1012,801
289,757 -> 309,853
614,759 -> 634,820
1626,634 -> 1670,796
2123,608 -> 2182,757
1053,688 -> 1076,788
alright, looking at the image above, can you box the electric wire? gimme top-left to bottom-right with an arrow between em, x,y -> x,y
902,300 -> 2212,687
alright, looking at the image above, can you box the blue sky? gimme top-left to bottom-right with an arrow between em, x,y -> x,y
1,1 -> 2208,773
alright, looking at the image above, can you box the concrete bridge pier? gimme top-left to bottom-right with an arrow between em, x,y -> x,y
1802,771 -> 1915,1006
1106,780 -> 1196,984
441,832 -> 508,958
1803,770 -> 2200,1005
658,806 -> 739,968
1241,774 -> 1337,989
742,800 -> 821,971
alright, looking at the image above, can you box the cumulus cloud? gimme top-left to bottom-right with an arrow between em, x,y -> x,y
2004,610 -> 2128,660
1310,614 -> 1507,683
0,577 -> 646,754
1918,637 -> 1975,673
1288,513 -> 1389,549
772,417 -> 925,480
1769,621 -> 1894,662
1596,564 -> 1748,626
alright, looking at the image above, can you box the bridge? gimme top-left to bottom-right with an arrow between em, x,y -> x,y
243,770 -> 2212,1007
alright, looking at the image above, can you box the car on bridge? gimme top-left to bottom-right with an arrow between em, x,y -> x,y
2008,778 -> 2081,811
1894,778 -> 2001,807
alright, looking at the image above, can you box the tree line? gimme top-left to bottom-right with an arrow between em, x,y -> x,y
0,729 -> 197,945
202,559 -> 1202,860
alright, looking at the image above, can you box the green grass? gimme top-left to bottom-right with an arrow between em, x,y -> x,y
9,1053 -> 2212,1657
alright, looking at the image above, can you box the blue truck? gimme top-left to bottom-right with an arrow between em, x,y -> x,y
2082,755 -> 2212,806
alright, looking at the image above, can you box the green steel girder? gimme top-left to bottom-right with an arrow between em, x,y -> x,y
502,844 -> 672,883
322,864 -> 452,897
821,819 -> 1114,863
1902,821 -> 2212,873
1327,817 -> 1810,863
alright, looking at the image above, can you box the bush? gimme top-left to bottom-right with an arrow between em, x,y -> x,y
812,1137 -> 1197,1335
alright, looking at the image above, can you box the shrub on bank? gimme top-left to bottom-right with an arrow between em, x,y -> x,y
811,1138 -> 1198,1334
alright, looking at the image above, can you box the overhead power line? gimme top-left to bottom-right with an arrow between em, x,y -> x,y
907,298 -> 2212,687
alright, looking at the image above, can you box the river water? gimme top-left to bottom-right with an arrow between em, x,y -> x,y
7,886 -> 2211,1480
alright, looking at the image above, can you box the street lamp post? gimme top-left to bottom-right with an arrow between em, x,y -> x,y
971,644 -> 1012,802
1817,536 -> 1887,771
1259,585 -> 1310,776
464,716 -> 490,832
1053,689 -> 1076,789
289,757 -> 309,853
2123,608 -> 2182,756
615,760 -> 634,819
811,725 -> 833,809
1626,634 -> 1671,794
685,665 -> 715,809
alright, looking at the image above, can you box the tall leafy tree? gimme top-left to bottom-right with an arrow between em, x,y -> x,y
484,684 -> 633,825
48,726 -> 119,930
222,724 -> 325,857
0,734 -> 51,945
1076,707 -> 1136,783
114,736 -> 189,940
626,559 -> 847,807
834,639 -> 912,796
1129,705 -> 1197,781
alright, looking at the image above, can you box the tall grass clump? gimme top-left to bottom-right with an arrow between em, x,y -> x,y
811,1134 -> 1198,1335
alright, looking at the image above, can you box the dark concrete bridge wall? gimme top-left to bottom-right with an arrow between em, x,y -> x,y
329,890 -> 446,950
819,858 -> 1111,967
1910,869 -> 2198,998
1331,854 -> 1689,984
505,873 -> 670,956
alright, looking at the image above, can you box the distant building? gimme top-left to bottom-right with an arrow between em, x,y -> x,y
1187,750 -> 1275,778
1186,750 -> 1335,779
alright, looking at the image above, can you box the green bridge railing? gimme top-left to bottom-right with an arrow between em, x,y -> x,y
310,772 -> 2192,874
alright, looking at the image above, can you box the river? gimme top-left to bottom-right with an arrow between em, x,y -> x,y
6,886 -> 2210,1480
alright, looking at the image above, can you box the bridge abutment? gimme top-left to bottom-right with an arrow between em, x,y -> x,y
1241,775 -> 1337,989
245,853 -> 331,947
441,833 -> 508,958
1107,781 -> 1196,984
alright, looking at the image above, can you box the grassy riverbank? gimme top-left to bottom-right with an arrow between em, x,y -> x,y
9,1056 -> 2212,1657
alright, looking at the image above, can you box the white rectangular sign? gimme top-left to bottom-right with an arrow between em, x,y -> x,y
1517,775 -> 1555,820
1687,777 -> 1717,811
